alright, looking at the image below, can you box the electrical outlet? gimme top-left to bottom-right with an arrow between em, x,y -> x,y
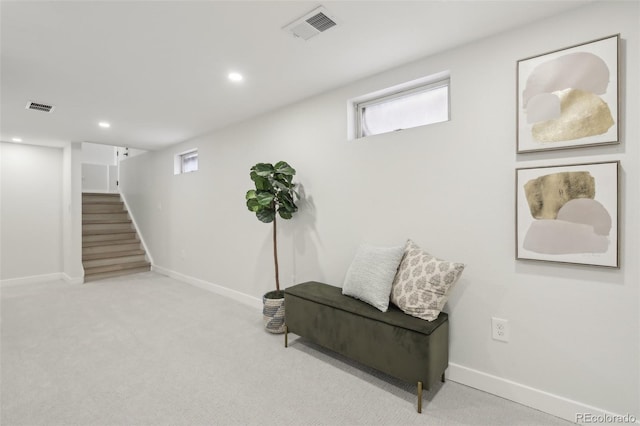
492,317 -> 510,342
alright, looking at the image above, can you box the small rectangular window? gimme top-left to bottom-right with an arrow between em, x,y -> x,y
354,76 -> 450,138
174,149 -> 198,175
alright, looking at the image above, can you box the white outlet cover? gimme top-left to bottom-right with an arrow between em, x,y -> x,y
492,317 -> 510,342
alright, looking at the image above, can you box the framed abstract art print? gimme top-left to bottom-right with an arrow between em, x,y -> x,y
516,161 -> 619,267
517,35 -> 619,153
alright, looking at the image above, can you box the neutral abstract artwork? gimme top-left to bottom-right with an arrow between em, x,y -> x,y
517,35 -> 619,153
516,161 -> 619,267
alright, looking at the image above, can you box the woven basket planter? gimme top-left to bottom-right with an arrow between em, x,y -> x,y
263,290 -> 286,334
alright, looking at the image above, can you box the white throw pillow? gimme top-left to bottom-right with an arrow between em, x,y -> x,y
342,243 -> 404,312
391,239 -> 465,321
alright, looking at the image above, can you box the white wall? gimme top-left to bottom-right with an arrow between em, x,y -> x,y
117,147 -> 146,159
120,1 -> 639,421
1,142 -> 63,280
81,142 -> 118,193
81,142 -> 116,165
63,142 -> 84,283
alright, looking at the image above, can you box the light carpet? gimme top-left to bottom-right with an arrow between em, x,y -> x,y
1,272 -> 573,426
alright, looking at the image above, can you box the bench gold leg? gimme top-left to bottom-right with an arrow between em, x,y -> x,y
417,381 -> 423,413
284,325 -> 288,348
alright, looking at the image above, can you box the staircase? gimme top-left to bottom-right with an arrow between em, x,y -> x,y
82,193 -> 150,282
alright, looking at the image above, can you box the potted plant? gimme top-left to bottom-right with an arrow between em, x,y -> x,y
246,161 -> 298,333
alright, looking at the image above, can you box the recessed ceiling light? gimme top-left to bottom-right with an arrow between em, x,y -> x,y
12,137 -> 22,142
98,121 -> 111,128
228,72 -> 243,82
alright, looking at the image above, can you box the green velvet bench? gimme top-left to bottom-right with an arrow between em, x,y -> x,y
284,281 -> 449,413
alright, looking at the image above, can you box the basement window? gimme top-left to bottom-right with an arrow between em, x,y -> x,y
352,73 -> 450,138
174,149 -> 198,175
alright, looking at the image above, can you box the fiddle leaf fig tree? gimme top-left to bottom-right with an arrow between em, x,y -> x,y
246,161 -> 298,293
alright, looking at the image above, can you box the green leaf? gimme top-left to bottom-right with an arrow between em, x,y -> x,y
272,180 -> 289,191
282,204 -> 298,215
274,161 -> 295,176
245,189 -> 256,200
246,198 -> 261,212
279,192 -> 294,206
253,163 -> 275,177
256,209 -> 275,223
252,175 -> 270,191
278,208 -> 293,220
279,200 -> 297,216
256,192 -> 275,206
274,173 -> 293,185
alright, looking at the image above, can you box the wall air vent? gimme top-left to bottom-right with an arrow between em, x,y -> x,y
26,101 -> 54,113
283,6 -> 338,41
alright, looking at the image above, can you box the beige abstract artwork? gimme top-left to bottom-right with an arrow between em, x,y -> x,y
517,35 -> 619,153
516,161 -> 619,267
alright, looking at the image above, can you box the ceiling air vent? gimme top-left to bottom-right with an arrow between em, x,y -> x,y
283,6 -> 338,41
26,101 -> 54,113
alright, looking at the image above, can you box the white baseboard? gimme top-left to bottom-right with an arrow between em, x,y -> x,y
151,265 -> 262,311
448,363 -> 638,425
0,272 -> 64,287
1,272 -> 85,287
62,273 -> 84,285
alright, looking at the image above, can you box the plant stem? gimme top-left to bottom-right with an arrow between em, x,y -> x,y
273,215 -> 280,292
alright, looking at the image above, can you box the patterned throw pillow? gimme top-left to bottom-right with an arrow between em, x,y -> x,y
390,240 -> 465,321
342,243 -> 405,312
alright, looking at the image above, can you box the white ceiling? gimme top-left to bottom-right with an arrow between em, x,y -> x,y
1,0 -> 593,151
